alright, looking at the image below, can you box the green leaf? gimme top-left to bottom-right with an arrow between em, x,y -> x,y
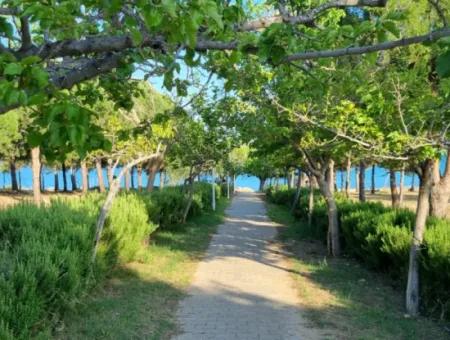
143,7 -> 163,28
4,63 -> 23,76
382,20 -> 400,38
436,50 -> 450,78
162,0 -> 177,17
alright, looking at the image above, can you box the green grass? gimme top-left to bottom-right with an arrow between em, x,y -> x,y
56,198 -> 229,340
267,203 -> 450,340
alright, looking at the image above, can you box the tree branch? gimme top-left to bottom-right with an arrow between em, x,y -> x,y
284,28 -> 450,61
19,16 -> 32,50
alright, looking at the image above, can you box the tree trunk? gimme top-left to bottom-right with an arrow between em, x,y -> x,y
9,160 -> 18,191
182,177 -> 195,223
315,159 -> 340,256
355,167 -> 359,195
106,159 -> 113,188
81,161 -> 89,193
259,177 -> 266,192
130,166 -> 135,189
359,161 -> 366,202
146,158 -> 160,192
159,170 -> 165,189
340,170 -> 344,192
18,170 -> 21,190
291,169 -> 302,215
61,162 -> 68,192
92,153 -> 162,262
125,168 -> 130,191
308,175 -> 314,227
390,169 -> 401,208
40,163 -> 44,192
211,168 -> 216,211
233,174 -> 236,193
137,166 -> 143,191
31,147 -> 41,204
399,165 -> 405,204
95,158 -> 105,192
410,174 -> 415,192
70,166 -> 77,191
430,154 -> 450,218
371,164 -> 376,194
406,159 -> 433,316
345,157 -> 351,198
54,169 -> 59,192
227,173 -> 230,199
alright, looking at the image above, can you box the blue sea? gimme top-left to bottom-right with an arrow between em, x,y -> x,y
1,165 -> 419,192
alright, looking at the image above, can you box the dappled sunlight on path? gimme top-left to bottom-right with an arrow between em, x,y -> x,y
173,192 -> 322,340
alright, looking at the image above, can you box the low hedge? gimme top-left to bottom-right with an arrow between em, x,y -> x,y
0,182 -> 222,338
266,187 -> 450,319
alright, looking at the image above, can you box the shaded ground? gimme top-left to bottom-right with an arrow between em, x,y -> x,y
174,192 -> 323,340
268,203 -> 450,340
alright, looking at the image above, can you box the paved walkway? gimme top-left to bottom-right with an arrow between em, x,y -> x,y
174,192 -> 320,340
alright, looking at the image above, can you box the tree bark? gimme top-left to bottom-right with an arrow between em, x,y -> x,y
308,173 -> 314,227
9,160 -> 18,191
371,164 -> 376,194
61,162 -> 68,192
359,161 -> 366,202
130,166 -> 135,189
92,152 -> 162,262
355,167 -> 359,195
291,169 -> 302,215
345,157 -> 351,198
259,177 -> 266,192
410,174 -> 415,192
106,159 -> 113,188
70,166 -> 77,191
406,159 -> 433,316
233,174 -> 236,193
390,169 -> 401,208
95,158 -> 105,192
125,168 -> 130,191
316,160 -> 340,256
81,161 -> 89,193
146,158 -> 161,192
159,170 -> 165,189
31,147 -> 41,204
399,165 -> 405,204
18,170 -> 21,190
137,166 -> 143,191
54,169 -> 59,192
430,153 -> 450,218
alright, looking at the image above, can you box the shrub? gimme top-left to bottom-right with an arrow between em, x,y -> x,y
268,187 -> 450,319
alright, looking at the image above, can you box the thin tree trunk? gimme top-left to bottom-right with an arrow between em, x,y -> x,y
211,168 -> 216,211
159,170 -> 165,189
308,175 -> 314,227
355,167 -> 359,195
316,160 -> 340,256
371,164 -> 376,194
430,153 -> 450,218
93,153 -> 162,262
390,169 -> 401,208
233,174 -> 236,193
259,177 -> 266,192
9,160 -> 18,191
137,166 -> 143,191
81,161 -> 89,194
345,157 -> 351,198
130,166 -> 135,189
40,164 -> 44,192
31,147 -> 41,204
54,168 -> 59,192
399,165 -> 405,204
410,174 -> 415,192
291,169 -> 302,215
340,170 -> 344,192
70,166 -> 77,191
146,158 -> 160,192
359,161 -> 366,202
125,168 -> 130,191
18,170 -> 21,190
61,162 -> 68,192
107,159 -> 113,188
406,159 -> 433,316
95,158 -> 105,192
227,172 -> 230,199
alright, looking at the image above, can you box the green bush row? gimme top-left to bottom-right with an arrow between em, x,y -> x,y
0,182 -> 221,338
266,187 -> 450,319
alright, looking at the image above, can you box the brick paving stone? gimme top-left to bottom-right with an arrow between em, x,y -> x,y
173,192 -> 322,340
